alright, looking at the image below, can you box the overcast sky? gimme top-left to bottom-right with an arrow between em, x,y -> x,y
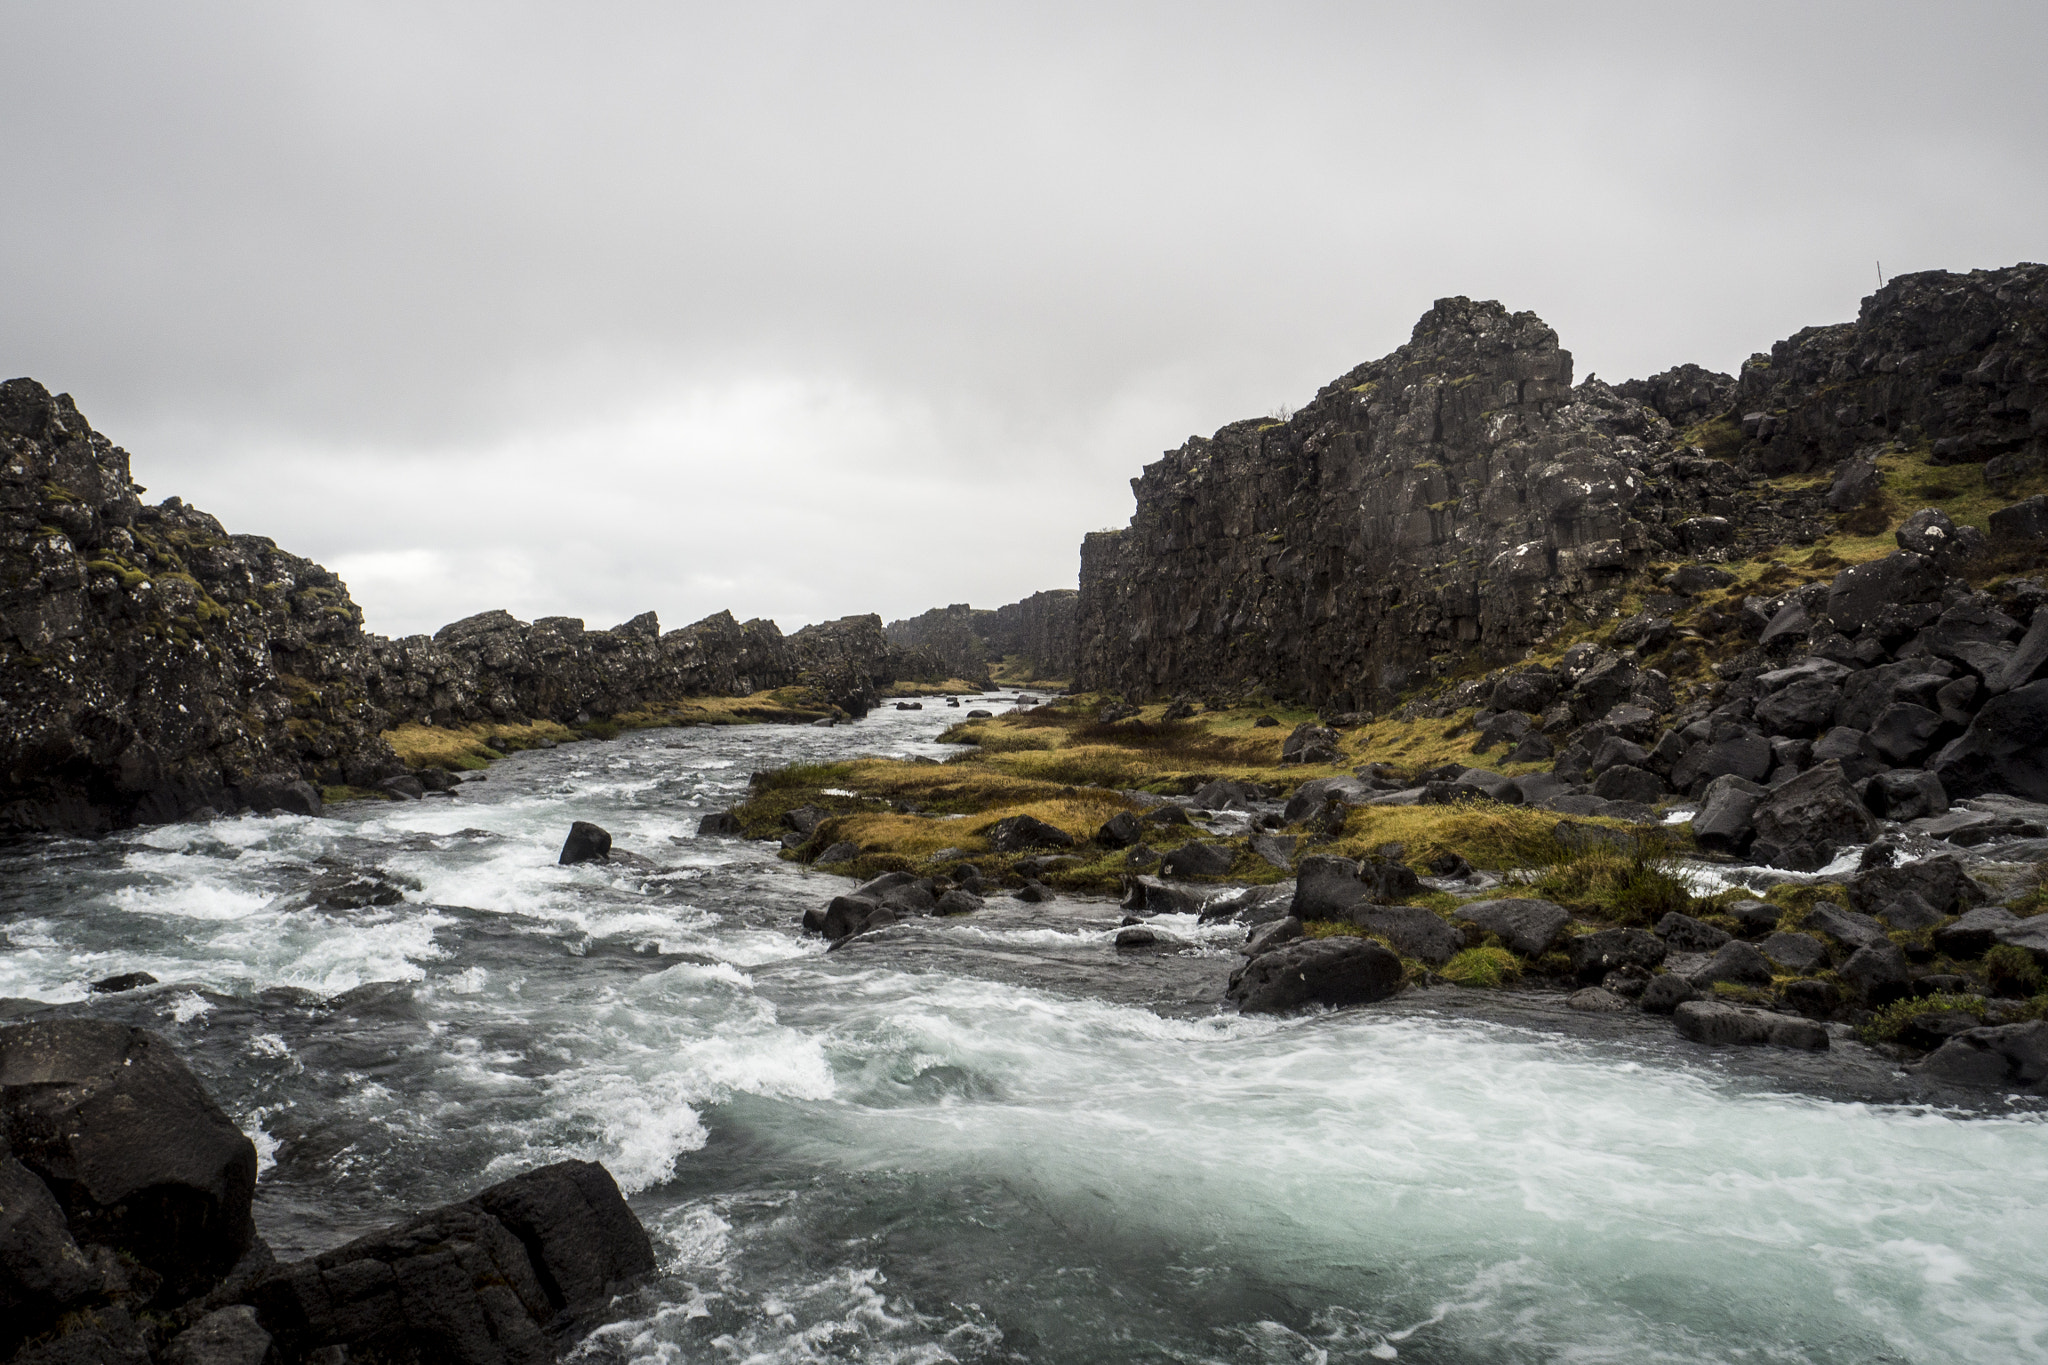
4,2 -> 2043,639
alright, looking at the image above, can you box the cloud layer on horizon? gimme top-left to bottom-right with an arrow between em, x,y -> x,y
4,1 -> 2043,637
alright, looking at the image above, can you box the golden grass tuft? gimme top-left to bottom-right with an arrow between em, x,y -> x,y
384,720 -> 577,770
1325,802 -> 1595,870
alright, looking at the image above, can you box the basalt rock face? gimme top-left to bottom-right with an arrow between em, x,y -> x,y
975,590 -> 1079,679
1732,263 -> 2048,483
361,607 -> 799,727
1076,299 -> 1816,707
790,614 -> 902,716
883,604 -> 995,688
0,379 -> 403,833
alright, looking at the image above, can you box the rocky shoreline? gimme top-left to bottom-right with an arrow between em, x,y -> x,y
0,1017 -> 656,1365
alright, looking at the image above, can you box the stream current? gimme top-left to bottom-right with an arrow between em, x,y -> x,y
2,696 -> 2045,1364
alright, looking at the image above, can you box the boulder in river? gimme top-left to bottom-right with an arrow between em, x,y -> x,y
559,821 -> 613,865
0,1020 -> 257,1301
1915,1020 -> 2048,1092
250,1159 -> 655,1364
696,810 -> 742,837
1160,840 -> 1234,878
1226,937 -> 1403,1013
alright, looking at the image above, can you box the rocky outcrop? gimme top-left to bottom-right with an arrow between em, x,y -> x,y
974,590 -> 1078,680
1,378 -> 402,832
362,606 -> 799,728
882,604 -> 994,688
789,614 -> 901,716
0,1019 -> 654,1365
1075,298 -> 1825,708
1732,263 -> 2048,486
1075,264 -> 2047,710
1,380 -> 917,835
884,590 -> 1081,686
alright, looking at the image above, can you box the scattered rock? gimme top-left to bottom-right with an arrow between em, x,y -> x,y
934,889 -> 983,916
1655,912 -> 1730,953
1095,811 -> 1143,848
1280,723 -> 1341,765
1933,905 -> 2020,958
1838,942 -> 1912,1004
1160,841 -> 1235,879
1760,932 -> 1830,974
1690,939 -> 1775,988
1567,928 -> 1666,982
1639,973 -> 1697,1014
814,841 -> 860,866
87,972 -> 158,995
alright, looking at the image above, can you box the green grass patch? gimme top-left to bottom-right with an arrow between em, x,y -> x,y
1441,946 -> 1522,988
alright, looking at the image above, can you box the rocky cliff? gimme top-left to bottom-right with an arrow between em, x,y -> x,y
975,589 -> 1078,680
882,604 -> 995,688
884,590 -> 1080,686
0,380 -> 881,834
1076,264 -> 2048,709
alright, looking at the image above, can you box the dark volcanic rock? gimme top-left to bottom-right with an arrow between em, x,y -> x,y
1748,761 -> 1879,870
0,1021 -> 257,1301
1930,680 -> 2048,801
696,810 -> 742,837
987,814 -> 1077,853
1916,1021 -> 2048,1093
558,821 -> 613,866
1094,811 -> 1143,849
1568,928 -> 1666,982
1160,841 -> 1235,879
1452,898 -> 1571,956
1226,938 -> 1404,1014
0,1143 -> 105,1352
1655,912 -> 1730,953
251,1160 -> 654,1365
1673,1002 -> 1829,1051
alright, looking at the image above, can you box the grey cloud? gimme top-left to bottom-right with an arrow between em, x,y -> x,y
3,1 -> 2043,636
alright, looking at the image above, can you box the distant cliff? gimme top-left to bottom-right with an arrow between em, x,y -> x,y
885,590 -> 1079,685
1077,264 -> 2048,707
0,380 -> 887,834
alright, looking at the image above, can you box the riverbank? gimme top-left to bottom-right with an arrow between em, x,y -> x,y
737,694 -> 2048,1093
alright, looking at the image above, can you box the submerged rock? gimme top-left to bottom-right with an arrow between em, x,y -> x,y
1673,1001 -> 1829,1051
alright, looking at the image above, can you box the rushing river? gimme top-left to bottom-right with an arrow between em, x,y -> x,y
3,698 -> 2045,1365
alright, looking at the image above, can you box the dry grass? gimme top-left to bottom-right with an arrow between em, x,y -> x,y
384,720 -> 578,770
613,687 -> 836,727
1325,802 -> 1598,870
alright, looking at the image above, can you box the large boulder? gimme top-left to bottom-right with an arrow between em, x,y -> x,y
1689,774 -> 1765,854
1290,855 -> 1418,919
1823,550 -> 1946,637
1453,898 -> 1571,956
0,1144 -> 105,1353
1933,906 -> 2021,959
558,821 -> 613,865
251,1160 -> 654,1364
1279,723 -> 1341,765
1226,937 -> 1404,1013
1748,761 -> 1879,870
1916,1021 -> 2048,1093
0,1021 -> 256,1301
1318,904 -> 1462,966
1930,680 -> 2048,801
1673,1001 -> 1829,1051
